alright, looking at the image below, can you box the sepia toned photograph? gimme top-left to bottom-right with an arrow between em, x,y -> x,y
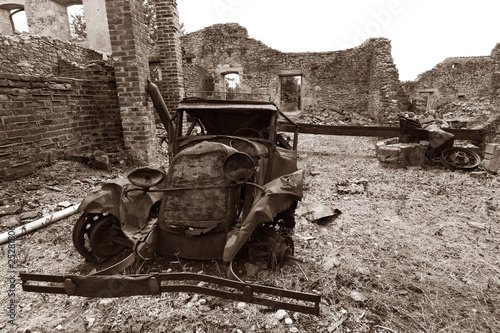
0,1 -> 499,332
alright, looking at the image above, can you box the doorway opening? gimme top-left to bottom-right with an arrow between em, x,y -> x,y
280,75 -> 301,112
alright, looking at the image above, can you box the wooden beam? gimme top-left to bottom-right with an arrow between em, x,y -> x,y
278,122 -> 486,142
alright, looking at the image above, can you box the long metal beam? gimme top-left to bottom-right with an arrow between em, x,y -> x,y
278,122 -> 487,142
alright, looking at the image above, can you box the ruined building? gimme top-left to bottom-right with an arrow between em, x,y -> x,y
0,0 -> 498,181
402,44 -> 500,140
180,23 -> 409,121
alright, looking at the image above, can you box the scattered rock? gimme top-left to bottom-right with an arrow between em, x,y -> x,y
350,290 -> 368,302
26,184 -> 41,191
0,215 -> 19,228
98,299 -> 114,307
1,197 -> 15,206
336,179 -> 367,194
130,323 -> 142,333
468,221 -> 486,230
44,185 -> 64,192
322,255 -> 341,271
275,309 -> 289,321
57,201 -> 73,208
296,202 -> 341,223
284,317 -> 294,325
93,150 -> 112,171
245,263 -> 259,277
0,204 -> 22,217
86,317 -> 96,329
20,211 -> 39,221
310,169 -> 321,176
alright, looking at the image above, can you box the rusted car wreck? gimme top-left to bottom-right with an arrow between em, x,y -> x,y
20,82 -> 320,315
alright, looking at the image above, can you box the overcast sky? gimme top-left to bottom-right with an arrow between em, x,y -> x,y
11,0 -> 499,81
177,0 -> 500,81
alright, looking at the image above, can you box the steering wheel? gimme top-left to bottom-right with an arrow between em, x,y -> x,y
232,128 -> 265,139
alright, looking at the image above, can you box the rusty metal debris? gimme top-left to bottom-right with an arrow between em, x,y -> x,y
20,81 -> 320,315
20,271 -> 320,315
440,147 -> 481,171
296,202 -> 341,224
399,115 -> 481,170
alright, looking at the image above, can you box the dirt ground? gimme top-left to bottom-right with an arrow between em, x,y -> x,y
1,134 -> 499,333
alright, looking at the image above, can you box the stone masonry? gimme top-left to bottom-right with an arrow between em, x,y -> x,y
181,23 -> 409,121
403,55 -> 494,115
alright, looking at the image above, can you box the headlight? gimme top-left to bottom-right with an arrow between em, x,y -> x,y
127,167 -> 166,188
223,152 -> 255,184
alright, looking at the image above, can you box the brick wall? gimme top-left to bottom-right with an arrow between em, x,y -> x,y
0,33 -> 124,181
155,0 -> 184,113
105,0 -> 157,165
0,71 -> 123,181
181,23 -> 409,122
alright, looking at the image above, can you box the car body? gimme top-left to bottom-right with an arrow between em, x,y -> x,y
20,83 -> 320,315
73,84 -> 303,270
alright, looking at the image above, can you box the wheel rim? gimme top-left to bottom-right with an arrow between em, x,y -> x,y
268,234 -> 294,270
440,147 -> 481,171
89,215 -> 124,258
72,213 -> 123,262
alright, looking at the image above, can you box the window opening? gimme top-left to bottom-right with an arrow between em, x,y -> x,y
10,9 -> 28,33
223,73 -> 240,100
149,61 -> 162,82
68,5 -> 86,40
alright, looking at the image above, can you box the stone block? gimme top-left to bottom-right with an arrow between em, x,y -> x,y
376,137 -> 426,167
481,143 -> 500,173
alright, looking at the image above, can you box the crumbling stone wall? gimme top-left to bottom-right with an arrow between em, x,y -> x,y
402,44 -> 500,133
0,34 -> 104,76
404,56 -> 493,112
0,34 -> 123,181
492,43 -> 500,105
181,23 -> 409,121
183,62 -> 210,96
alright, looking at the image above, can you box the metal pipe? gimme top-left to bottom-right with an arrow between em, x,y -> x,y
146,80 -> 176,145
0,204 -> 79,245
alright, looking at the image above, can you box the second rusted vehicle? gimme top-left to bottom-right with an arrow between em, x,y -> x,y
20,82 -> 320,315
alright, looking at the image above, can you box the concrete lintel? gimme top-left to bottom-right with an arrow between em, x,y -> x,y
0,1 -> 26,10
53,0 -> 83,6
215,66 -> 243,75
277,70 -> 304,77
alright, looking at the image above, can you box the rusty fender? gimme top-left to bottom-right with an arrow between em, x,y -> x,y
223,169 -> 304,263
78,179 -> 163,235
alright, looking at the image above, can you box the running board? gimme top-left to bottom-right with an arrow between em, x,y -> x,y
20,271 -> 320,315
